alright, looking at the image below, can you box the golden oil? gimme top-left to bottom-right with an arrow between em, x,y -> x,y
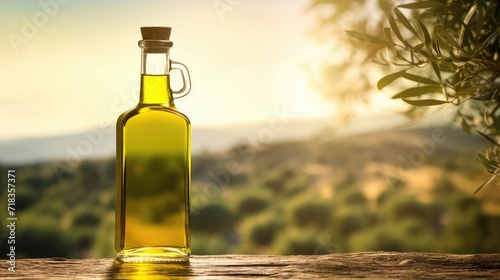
116,27 -> 191,262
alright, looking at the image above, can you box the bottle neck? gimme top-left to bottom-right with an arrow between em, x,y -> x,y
139,50 -> 174,107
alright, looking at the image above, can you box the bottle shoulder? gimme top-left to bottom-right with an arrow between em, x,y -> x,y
117,105 -> 190,125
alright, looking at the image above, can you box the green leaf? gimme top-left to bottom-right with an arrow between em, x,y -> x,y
476,5 -> 485,40
476,28 -> 500,53
398,1 -> 445,9
458,19 -> 477,48
371,58 -> 389,65
493,105 -> 500,132
413,43 -> 425,53
402,99 -> 448,106
419,49 -> 432,60
417,20 -> 431,46
463,3 -> 477,26
438,60 -> 455,73
453,70 -> 462,87
392,85 -> 441,99
345,30 -> 391,45
448,49 -> 471,63
454,85 -> 481,97
388,15 -> 408,47
431,61 -> 442,81
441,83 -> 449,100
383,27 -> 393,43
431,37 -> 442,56
476,130 -> 500,148
402,73 -> 440,85
474,174 -> 497,195
441,31 -> 463,50
472,91 -> 495,101
377,69 -> 407,90
461,117 -> 471,135
477,152 -> 499,173
394,8 -> 419,37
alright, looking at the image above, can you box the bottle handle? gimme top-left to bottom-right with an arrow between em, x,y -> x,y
170,60 -> 191,99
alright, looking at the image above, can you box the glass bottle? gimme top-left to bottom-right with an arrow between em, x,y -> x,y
115,26 -> 191,262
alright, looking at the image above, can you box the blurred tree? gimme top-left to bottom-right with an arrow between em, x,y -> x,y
71,207 -> 101,255
241,210 -> 283,247
273,228 -> 323,255
15,187 -> 38,212
290,196 -> 333,229
191,233 -> 231,254
92,213 -> 115,258
72,208 -> 101,227
309,0 -> 500,191
236,193 -> 270,219
76,161 -> 101,191
261,168 -> 310,197
17,214 -> 75,258
191,203 -> 235,234
348,225 -> 407,252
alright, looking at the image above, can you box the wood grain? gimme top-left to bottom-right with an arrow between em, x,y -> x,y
2,252 -> 500,279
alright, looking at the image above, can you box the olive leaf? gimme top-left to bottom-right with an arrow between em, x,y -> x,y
476,152 -> 500,173
454,85 -> 481,97
474,174 -> 497,195
402,98 -> 448,106
460,116 -> 471,135
392,85 -> 441,99
394,8 -> 418,37
388,15 -> 409,47
417,20 -> 431,47
398,1 -> 445,9
476,28 -> 500,53
377,69 -> 408,90
476,130 -> 500,148
402,73 -> 439,85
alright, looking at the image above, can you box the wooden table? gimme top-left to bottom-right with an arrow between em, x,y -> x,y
3,252 -> 500,279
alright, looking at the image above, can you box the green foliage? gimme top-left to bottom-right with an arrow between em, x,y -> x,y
381,195 -> 429,221
291,199 -> 332,229
240,210 -> 284,247
92,213 -> 115,258
235,191 -> 271,219
333,207 -> 376,244
2,127 -> 500,257
334,187 -> 367,206
191,203 -> 235,234
254,167 -> 312,199
311,0 -> 500,190
348,225 -> 406,252
273,228 -> 322,255
15,187 -> 38,212
72,207 -> 102,227
191,234 -> 231,254
17,213 -> 75,258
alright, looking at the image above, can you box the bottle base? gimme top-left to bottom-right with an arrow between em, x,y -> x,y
117,246 -> 190,263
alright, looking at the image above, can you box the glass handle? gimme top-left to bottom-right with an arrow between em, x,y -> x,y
171,60 -> 191,99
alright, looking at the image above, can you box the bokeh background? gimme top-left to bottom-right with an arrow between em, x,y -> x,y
1,0 -> 499,258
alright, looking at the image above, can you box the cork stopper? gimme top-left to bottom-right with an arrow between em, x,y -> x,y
141,27 -> 172,40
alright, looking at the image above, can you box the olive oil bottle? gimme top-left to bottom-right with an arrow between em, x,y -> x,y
115,26 -> 191,262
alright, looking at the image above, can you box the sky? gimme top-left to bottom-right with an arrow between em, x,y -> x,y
0,0 -> 342,140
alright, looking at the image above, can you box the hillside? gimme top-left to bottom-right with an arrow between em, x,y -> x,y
0,117 -> 331,164
1,126 -> 499,258
0,112 -> 414,165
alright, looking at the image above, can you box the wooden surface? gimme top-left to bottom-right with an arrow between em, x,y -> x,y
2,252 -> 500,279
